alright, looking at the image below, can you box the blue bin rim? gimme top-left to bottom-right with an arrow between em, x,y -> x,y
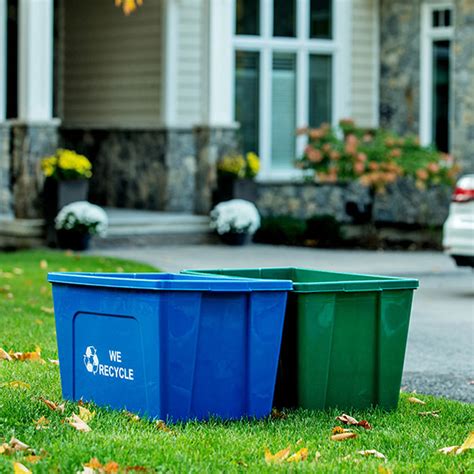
47,272 -> 293,292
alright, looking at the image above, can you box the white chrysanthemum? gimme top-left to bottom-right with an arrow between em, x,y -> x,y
210,199 -> 261,235
55,201 -> 108,237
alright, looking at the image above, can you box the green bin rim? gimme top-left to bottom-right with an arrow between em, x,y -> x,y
181,267 -> 419,293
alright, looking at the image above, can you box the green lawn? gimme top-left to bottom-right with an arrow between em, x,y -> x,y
0,250 -> 472,473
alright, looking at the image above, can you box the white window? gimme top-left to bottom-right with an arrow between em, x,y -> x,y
233,0 -> 351,179
420,1 -> 454,152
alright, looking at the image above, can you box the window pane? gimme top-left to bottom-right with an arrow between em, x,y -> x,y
236,0 -> 259,35
309,55 -> 332,127
432,10 -> 441,27
271,53 -> 296,169
444,9 -> 452,27
6,0 -> 18,119
235,51 -> 260,154
310,0 -> 332,39
273,0 -> 296,37
432,40 -> 450,152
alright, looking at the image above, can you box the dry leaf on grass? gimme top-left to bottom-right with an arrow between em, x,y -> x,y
314,451 -> 322,462
79,406 -> 96,423
155,420 -> 174,434
439,431 -> 474,455
264,446 -> 291,464
336,413 -> 372,429
13,268 -> 24,275
287,447 -> 309,463
49,359 -> 59,366
331,432 -> 358,441
0,347 -> 12,361
358,449 -> 386,460
40,260 -> 48,269
123,411 -> 140,422
40,397 -> 65,413
2,381 -> 31,390
40,306 -> 54,314
332,426 -> 353,435
13,463 -> 32,474
271,408 -> 287,420
66,413 -> 91,432
407,397 -> 426,405
34,416 -> 51,430
418,410 -> 440,417
80,458 -> 133,474
0,437 -> 33,455
378,466 -> 393,474
24,454 -> 46,464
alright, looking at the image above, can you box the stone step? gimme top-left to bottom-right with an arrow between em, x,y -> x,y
91,208 -> 215,248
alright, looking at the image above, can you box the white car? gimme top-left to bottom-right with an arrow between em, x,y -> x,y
443,174 -> 474,267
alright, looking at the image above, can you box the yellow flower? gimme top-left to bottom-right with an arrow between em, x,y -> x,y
218,154 -> 246,177
41,149 -> 92,179
246,152 -> 260,177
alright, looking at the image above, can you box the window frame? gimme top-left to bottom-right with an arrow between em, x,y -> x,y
0,0 -> 7,121
231,0 -> 351,181
420,0 -> 454,150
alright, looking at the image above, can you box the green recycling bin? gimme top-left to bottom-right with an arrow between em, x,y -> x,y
182,267 -> 418,410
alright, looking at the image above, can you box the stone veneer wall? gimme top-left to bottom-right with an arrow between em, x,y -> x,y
255,179 -> 451,227
379,0 -> 421,135
11,122 -> 59,218
452,0 -> 474,172
380,0 -> 474,172
60,126 -> 239,214
0,124 -> 12,217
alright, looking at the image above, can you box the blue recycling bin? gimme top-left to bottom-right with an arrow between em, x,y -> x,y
48,272 -> 291,421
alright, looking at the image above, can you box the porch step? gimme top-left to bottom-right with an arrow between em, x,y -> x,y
91,208 -> 216,248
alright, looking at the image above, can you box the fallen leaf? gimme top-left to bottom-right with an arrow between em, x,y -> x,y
103,461 -> 120,473
336,413 -> 372,429
34,416 -> 51,430
10,349 -> 43,362
378,466 -> 393,474
332,426 -> 353,434
49,359 -> 59,366
331,432 -> 358,441
13,463 -> 31,474
407,396 -> 426,405
40,306 -> 54,314
271,408 -> 287,420
418,410 -> 440,417
40,397 -> 65,413
40,260 -> 48,269
66,413 -> 91,432
13,267 -> 24,275
155,420 -> 174,433
296,438 -> 304,446
123,411 -> 140,422
287,447 -> 309,463
264,446 -> 291,464
24,454 -> 45,464
84,458 -> 103,469
358,449 -> 386,460
314,451 -> 321,462
2,381 -> 30,390
35,319 -> 44,325
79,406 -> 96,423
438,431 -> 474,455
0,347 -> 12,361
8,437 -> 31,453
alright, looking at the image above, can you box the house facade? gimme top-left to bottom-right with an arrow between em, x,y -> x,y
0,0 -> 472,221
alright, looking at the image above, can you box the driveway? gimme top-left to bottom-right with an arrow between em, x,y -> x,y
91,245 -> 474,403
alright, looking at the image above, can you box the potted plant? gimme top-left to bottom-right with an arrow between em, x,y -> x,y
41,149 -> 93,245
210,199 -> 261,246
214,152 -> 260,204
55,201 -> 108,251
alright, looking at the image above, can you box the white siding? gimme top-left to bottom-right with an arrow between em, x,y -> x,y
61,0 -> 162,127
351,0 -> 379,127
175,0 -> 204,125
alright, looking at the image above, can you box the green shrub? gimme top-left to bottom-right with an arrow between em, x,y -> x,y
254,216 -> 306,245
304,214 -> 344,247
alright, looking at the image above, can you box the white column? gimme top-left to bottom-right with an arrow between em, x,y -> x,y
161,0 -> 178,126
202,0 -> 234,126
18,0 -> 54,121
0,0 -> 6,121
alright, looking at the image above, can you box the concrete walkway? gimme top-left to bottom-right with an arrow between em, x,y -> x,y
91,244 -> 474,403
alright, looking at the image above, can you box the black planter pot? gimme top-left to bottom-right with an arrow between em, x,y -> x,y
213,175 -> 258,206
56,230 -> 91,251
219,232 -> 251,246
43,178 -> 89,246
